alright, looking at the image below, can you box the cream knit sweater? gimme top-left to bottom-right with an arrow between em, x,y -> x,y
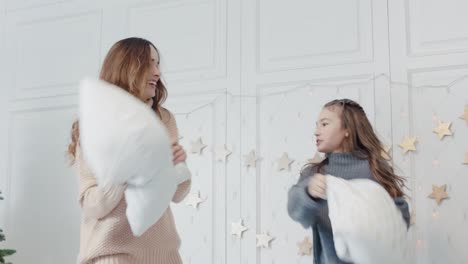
76,109 -> 191,264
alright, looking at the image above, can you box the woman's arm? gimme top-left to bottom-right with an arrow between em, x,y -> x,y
164,109 -> 192,203
77,156 -> 126,220
287,165 -> 328,228
172,179 -> 191,203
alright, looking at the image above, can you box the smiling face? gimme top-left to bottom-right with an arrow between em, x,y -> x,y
314,106 -> 349,153
99,37 -> 168,114
142,45 -> 161,105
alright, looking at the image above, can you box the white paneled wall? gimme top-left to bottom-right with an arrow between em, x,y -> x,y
5,9 -> 102,99
388,1 -> 468,264
0,0 -> 467,263
167,93 -> 229,264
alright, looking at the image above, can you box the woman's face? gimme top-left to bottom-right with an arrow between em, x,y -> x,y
143,45 -> 160,105
314,107 -> 348,153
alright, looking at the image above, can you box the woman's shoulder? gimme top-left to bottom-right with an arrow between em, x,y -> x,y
159,107 -> 175,123
159,107 -> 179,140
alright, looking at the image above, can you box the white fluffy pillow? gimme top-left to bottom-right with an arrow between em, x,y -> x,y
79,78 -> 191,236
326,175 -> 411,264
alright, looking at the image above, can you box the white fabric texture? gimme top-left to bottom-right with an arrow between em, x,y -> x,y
326,175 -> 411,264
78,78 -> 191,236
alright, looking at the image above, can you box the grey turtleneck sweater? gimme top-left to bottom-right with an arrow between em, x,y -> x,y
287,152 -> 410,264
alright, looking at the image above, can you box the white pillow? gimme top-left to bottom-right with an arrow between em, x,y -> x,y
79,78 -> 191,236
326,175 -> 411,264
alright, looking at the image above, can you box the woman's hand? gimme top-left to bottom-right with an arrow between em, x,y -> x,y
172,142 -> 187,165
307,173 -> 327,199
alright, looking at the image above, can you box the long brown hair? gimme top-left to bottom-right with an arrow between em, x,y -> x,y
68,37 -> 168,164
311,99 -> 406,198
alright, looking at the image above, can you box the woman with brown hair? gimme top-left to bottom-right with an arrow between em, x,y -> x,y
68,37 -> 190,264
287,98 -> 410,264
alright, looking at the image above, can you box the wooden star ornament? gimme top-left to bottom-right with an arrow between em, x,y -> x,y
459,106 -> 468,126
398,136 -> 417,154
185,191 -> 205,209
256,232 -> 274,248
428,184 -> 449,205
297,237 -> 312,256
215,144 -> 232,162
231,219 -> 248,238
190,137 -> 207,155
277,152 -> 294,171
243,150 -> 258,168
433,121 -> 453,140
308,152 -> 325,164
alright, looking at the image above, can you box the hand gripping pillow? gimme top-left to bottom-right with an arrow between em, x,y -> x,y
79,78 -> 191,236
326,175 -> 411,264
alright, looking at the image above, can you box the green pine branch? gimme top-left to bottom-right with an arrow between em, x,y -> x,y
0,191 -> 15,264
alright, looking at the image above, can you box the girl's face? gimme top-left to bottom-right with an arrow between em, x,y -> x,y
143,46 -> 161,105
315,107 -> 348,153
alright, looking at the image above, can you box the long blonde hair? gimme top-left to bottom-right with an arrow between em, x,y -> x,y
312,99 -> 406,198
68,37 -> 168,164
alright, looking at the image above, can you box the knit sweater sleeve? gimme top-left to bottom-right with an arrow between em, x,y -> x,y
378,161 -> 411,228
164,109 -> 192,203
76,151 -> 127,220
287,165 -> 328,228
394,196 -> 410,228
